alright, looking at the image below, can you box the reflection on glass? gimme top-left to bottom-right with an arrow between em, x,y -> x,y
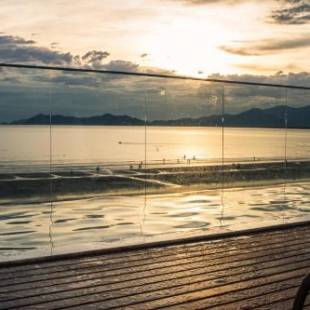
221,84 -> 289,227
0,68 -> 53,258
283,88 -> 310,218
0,66 -> 310,262
144,79 -> 224,234
49,73 -> 148,251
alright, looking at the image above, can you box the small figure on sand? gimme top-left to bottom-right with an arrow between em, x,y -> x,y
183,154 -> 186,160
96,166 -> 100,173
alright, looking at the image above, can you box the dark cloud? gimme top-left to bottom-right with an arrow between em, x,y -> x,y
270,0 -> 310,24
202,71 -> 310,114
220,35 -> 310,56
81,50 -> 110,68
0,35 -> 36,45
0,65 -> 310,123
33,73 -> 102,88
0,46 -> 75,65
0,34 -> 114,69
103,60 -> 140,72
175,0 -> 310,25
0,34 -> 75,65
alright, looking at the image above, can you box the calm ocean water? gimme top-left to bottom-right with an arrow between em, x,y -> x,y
0,125 -> 310,261
0,125 -> 309,169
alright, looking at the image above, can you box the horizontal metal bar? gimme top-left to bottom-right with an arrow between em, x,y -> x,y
0,63 -> 310,91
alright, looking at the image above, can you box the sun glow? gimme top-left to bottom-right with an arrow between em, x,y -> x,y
142,18 -> 238,76
134,1 -> 270,77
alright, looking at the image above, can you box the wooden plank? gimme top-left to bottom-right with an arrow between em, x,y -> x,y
212,287 -> 298,310
115,269 -> 308,310
165,282 -> 299,310
253,299 -> 295,310
2,248 -> 310,309
2,241 -> 309,305
2,244 -> 309,304
1,235 -> 308,294
11,259 -> 310,309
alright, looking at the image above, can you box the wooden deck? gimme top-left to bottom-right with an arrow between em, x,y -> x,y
1,224 -> 310,309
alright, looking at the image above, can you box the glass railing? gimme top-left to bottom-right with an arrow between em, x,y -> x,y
0,63 -> 309,261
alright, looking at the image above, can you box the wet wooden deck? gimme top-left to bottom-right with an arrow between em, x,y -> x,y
1,223 -> 310,310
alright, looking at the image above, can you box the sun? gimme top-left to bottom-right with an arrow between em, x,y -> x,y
139,11 -> 240,76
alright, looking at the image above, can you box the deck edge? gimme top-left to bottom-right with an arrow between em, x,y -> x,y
1,219 -> 310,268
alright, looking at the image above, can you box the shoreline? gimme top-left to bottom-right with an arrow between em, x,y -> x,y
0,160 -> 310,205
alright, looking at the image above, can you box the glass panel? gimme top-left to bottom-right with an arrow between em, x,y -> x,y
144,78 -> 224,238
284,88 -> 310,219
220,83 -> 287,228
0,67 -> 52,260
49,72 -> 147,253
1,65 -> 309,262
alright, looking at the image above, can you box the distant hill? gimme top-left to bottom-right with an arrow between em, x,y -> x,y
152,105 -> 310,128
6,105 -> 310,129
10,113 -> 144,126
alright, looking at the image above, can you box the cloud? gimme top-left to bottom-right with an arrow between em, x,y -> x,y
1,63 -> 310,123
233,63 -> 304,73
0,35 -> 35,45
0,34 -> 113,69
0,33 -> 177,92
270,0 -> 310,24
81,50 -> 110,68
220,46 -> 260,56
220,35 -> 310,56
174,0 -> 310,25
103,60 -> 140,72
0,34 -> 76,65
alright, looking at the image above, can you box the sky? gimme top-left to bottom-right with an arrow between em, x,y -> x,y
0,0 -> 309,121
1,0 -> 309,76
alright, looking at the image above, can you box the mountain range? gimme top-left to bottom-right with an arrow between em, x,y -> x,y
4,105 -> 310,129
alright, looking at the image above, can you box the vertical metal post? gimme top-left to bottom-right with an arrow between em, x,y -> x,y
48,87 -> 54,255
284,88 -> 288,168
220,85 -> 225,226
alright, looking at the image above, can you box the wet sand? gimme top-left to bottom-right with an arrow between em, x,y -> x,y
0,160 -> 310,203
